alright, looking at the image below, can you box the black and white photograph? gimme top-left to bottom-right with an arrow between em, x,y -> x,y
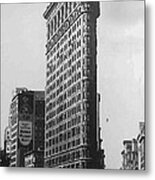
0,0 -> 145,170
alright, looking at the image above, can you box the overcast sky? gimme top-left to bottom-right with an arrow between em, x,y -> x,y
1,1 -> 144,169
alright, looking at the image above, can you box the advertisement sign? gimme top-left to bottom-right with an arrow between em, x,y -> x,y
19,94 -> 33,114
19,121 -> 32,146
25,153 -> 35,167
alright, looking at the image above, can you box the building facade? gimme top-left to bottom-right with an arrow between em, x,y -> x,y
43,2 -> 103,168
3,126 -> 11,166
121,122 -> 145,170
137,122 -> 145,170
4,126 -> 11,156
96,93 -> 105,169
9,88 -> 45,167
121,139 -> 139,170
24,91 -> 45,168
24,150 -> 44,168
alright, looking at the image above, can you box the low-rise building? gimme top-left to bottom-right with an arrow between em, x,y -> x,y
4,126 -> 11,166
137,122 -> 145,170
121,121 -> 145,170
121,139 -> 138,170
24,150 -> 44,168
9,88 -> 45,167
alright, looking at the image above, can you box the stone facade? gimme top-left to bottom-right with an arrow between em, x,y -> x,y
121,122 -> 145,170
43,2 -> 104,168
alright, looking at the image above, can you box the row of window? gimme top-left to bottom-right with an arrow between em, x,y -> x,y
46,80 -> 81,104
47,64 -> 81,91
11,157 -> 16,163
47,56 -> 79,86
11,138 -> 17,145
46,118 -> 91,140
47,3 -> 92,42
47,56 -> 93,88
46,86 -> 92,120
47,2 -> 78,39
48,29 -> 82,70
46,92 -> 81,113
46,74 -> 91,104
45,148 -> 91,167
46,127 -> 80,147
46,138 -> 81,156
11,145 -> 17,153
46,81 -> 93,121
47,65 -> 92,98
46,15 -> 83,80
46,102 -> 82,120
46,114 -> 81,131
45,119 -> 92,148
11,130 -> 17,139
47,40 -> 92,78
47,47 -> 82,77
46,5 -> 93,54
47,27 -> 82,66
47,15 -> 91,62
47,32 -> 93,89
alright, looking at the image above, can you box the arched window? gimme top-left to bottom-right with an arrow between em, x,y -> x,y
54,16 -> 56,32
65,2 -> 68,18
61,5 -> 64,23
58,11 -> 60,28
51,20 -> 53,36
69,2 -> 72,13
47,24 -> 50,39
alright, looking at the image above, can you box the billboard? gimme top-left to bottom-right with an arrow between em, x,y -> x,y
19,121 -> 32,146
19,94 -> 34,114
18,93 -> 34,147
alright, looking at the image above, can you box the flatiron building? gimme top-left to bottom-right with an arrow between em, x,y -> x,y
43,2 -> 104,168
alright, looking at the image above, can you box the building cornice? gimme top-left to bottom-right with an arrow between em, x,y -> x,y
43,3 -> 58,19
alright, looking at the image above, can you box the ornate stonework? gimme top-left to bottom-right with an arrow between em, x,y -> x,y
44,2 -> 104,169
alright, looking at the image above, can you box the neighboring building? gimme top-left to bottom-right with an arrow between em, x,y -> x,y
24,91 -> 45,168
121,139 -> 138,170
9,88 -> 45,167
4,126 -> 11,155
0,126 -> 11,167
0,147 -> 10,167
0,148 -> 2,166
121,122 -> 145,170
43,2 -> 104,168
0,149 -> 5,166
137,122 -> 145,170
24,150 -> 44,168
121,140 -> 131,170
3,126 -> 11,166
96,93 -> 105,169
